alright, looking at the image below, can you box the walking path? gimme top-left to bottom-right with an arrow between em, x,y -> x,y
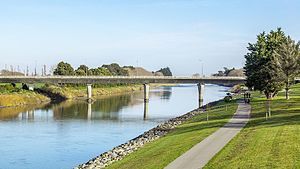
165,102 -> 251,169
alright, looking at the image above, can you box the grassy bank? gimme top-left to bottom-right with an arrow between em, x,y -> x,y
204,84 -> 300,168
41,84 -> 143,99
0,83 -> 50,107
0,83 -> 142,107
106,101 -> 238,169
0,91 -> 50,107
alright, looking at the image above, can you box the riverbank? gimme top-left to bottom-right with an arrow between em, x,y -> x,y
76,99 -> 238,169
0,91 -> 50,107
204,84 -> 300,168
0,84 -> 143,107
39,84 -> 143,100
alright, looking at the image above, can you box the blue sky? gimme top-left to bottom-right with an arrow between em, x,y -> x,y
0,0 -> 299,75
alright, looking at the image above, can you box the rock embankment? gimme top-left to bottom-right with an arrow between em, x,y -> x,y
76,101 -> 220,169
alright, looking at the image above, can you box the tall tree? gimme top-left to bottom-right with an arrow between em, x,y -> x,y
102,63 -> 128,76
53,61 -> 74,75
75,65 -> 90,76
273,36 -> 300,99
244,28 -> 287,99
157,67 -> 172,76
90,67 -> 112,76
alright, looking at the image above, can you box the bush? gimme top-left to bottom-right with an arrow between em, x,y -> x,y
0,84 -> 21,93
224,93 -> 233,102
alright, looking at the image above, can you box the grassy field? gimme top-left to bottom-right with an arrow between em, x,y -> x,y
106,101 -> 238,169
204,84 -> 300,169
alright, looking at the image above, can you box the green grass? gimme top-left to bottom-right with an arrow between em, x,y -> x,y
204,84 -> 300,169
0,92 -> 50,107
41,84 -> 142,99
0,83 -> 48,106
0,83 -> 46,94
107,101 -> 238,169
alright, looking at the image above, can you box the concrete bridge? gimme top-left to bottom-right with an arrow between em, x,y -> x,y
0,76 -> 246,107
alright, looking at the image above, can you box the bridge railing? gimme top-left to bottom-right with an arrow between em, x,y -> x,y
0,75 -> 246,80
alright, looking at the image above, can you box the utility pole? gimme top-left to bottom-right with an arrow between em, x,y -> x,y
26,65 -> 29,76
44,65 -> 47,76
35,61 -> 37,76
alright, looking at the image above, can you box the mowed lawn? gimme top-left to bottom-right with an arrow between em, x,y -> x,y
205,84 -> 300,169
107,101 -> 238,169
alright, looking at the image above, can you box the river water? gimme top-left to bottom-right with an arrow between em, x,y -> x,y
0,84 -> 229,169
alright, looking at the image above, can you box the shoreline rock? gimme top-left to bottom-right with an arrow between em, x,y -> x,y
76,100 -> 221,169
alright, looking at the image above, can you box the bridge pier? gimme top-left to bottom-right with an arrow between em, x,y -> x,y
198,83 -> 204,107
87,84 -> 93,102
144,84 -> 150,102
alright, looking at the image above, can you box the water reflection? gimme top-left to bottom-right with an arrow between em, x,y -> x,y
0,103 -> 49,120
52,94 -> 133,120
151,87 -> 172,100
0,87 -> 173,121
87,103 -> 92,121
144,102 -> 149,120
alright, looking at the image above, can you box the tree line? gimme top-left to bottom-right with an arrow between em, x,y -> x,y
245,28 -> 300,100
53,62 -> 173,77
53,62 -> 119,76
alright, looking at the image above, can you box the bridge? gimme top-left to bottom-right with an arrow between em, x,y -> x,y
0,76 -> 246,107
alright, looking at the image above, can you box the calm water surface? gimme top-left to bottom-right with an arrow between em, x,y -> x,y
0,84 -> 229,169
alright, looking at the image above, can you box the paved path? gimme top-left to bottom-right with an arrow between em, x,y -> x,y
165,102 -> 251,169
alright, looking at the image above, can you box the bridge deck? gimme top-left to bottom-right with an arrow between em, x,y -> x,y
0,76 -> 246,85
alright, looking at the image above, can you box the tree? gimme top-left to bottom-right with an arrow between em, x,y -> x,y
75,69 -> 86,76
273,36 -> 300,99
212,67 -> 238,76
157,67 -> 172,76
53,61 -> 74,75
244,28 -> 287,99
75,65 -> 90,76
102,63 -> 128,76
90,67 -> 112,76
223,67 -> 234,75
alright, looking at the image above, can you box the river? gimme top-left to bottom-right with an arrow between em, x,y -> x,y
0,84 -> 229,169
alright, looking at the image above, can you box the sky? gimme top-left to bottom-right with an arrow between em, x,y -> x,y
0,0 -> 300,76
